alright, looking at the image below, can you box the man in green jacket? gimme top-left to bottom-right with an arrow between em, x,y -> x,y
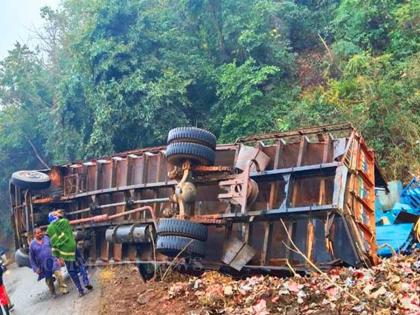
47,210 -> 93,296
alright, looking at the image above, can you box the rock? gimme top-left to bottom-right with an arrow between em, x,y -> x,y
253,299 -> 268,315
223,285 -> 233,296
137,293 -> 150,305
371,286 -> 387,299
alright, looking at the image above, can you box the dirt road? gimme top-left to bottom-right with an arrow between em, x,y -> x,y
3,264 -> 101,315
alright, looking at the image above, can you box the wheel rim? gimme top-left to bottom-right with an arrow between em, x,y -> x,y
17,171 -> 49,180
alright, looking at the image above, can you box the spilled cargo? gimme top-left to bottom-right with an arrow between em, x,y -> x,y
375,177 -> 420,256
10,123 -> 395,276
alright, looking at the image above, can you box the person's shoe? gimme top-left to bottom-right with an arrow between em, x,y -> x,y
78,290 -> 85,297
86,284 -> 93,291
52,293 -> 57,299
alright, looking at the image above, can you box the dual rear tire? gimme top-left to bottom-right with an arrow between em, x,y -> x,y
159,128 -> 214,257
156,218 -> 207,258
165,127 -> 216,166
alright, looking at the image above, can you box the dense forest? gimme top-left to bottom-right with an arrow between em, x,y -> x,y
0,0 -> 419,238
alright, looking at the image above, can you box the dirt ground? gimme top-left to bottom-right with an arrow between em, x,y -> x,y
3,263 -> 101,315
4,252 -> 419,314
98,253 -> 420,315
3,262 -> 194,315
98,266 -> 196,315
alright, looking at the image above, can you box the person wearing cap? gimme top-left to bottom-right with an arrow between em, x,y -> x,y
47,210 -> 93,297
29,227 -> 68,297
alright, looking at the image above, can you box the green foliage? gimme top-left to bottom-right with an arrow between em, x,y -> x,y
213,58 -> 280,141
315,51 -> 419,178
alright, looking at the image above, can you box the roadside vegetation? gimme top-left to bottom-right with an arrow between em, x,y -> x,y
0,0 -> 419,238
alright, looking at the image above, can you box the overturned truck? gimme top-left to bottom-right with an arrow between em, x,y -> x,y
10,123 -> 387,275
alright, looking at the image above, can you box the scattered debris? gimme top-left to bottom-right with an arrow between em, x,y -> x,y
99,252 -> 419,314
166,252 -> 420,314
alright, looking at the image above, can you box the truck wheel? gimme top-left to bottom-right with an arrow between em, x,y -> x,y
167,127 -> 217,149
15,248 -> 30,268
157,219 -> 208,241
11,170 -> 51,190
166,142 -> 215,166
156,235 -> 205,258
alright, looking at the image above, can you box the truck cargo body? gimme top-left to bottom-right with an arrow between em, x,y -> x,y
10,123 -> 386,273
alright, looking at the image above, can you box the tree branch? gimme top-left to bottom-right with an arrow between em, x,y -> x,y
280,219 -> 361,303
25,137 -> 50,169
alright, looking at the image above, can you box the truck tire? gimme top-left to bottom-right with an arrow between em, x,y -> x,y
167,127 -> 217,149
11,170 -> 51,190
157,219 -> 208,241
166,142 -> 215,166
156,235 -> 206,258
15,248 -> 30,268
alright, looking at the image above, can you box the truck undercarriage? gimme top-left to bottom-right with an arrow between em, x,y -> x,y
10,123 -> 387,275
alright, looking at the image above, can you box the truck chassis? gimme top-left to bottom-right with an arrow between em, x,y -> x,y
10,123 -> 386,274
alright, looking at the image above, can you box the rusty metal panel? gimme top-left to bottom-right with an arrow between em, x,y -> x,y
145,152 -> 159,183
235,145 -> 270,172
130,154 -> 145,185
127,154 -> 141,261
83,161 -> 97,191
222,237 -> 256,271
111,157 -> 128,261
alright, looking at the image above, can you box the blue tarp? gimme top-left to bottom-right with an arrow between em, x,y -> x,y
376,223 -> 414,256
375,177 -> 419,257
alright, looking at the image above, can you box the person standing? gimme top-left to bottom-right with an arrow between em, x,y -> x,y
47,210 -> 93,297
29,228 -> 68,297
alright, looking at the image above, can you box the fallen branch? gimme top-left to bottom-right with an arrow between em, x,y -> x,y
318,33 -> 334,63
377,243 -> 397,256
150,235 -> 159,280
26,137 -> 49,169
161,239 -> 194,281
280,219 -> 361,303
286,259 -> 298,277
